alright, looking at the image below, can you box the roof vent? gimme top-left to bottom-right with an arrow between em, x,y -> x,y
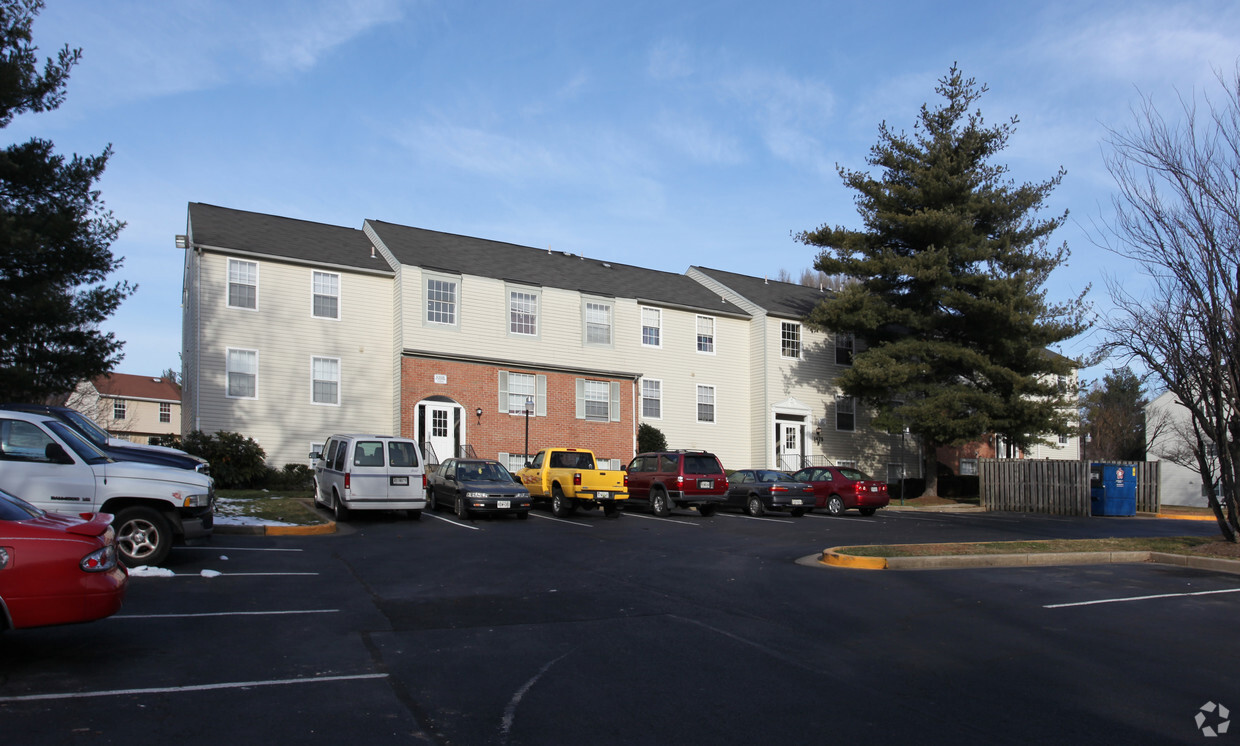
370,246 -> 377,258
602,262 -> 611,268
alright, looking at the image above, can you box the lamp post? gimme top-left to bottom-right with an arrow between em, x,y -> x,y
524,397 -> 534,465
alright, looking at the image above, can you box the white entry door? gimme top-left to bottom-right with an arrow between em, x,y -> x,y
779,422 -> 802,471
425,403 -> 456,464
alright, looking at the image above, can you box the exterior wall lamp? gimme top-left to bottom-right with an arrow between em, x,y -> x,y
475,407 -> 483,425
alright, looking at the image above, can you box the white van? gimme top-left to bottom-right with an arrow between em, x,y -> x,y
310,434 -> 427,520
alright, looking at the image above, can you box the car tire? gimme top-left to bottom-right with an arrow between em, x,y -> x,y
651,489 -> 671,517
859,507 -> 877,516
455,495 -> 471,520
113,506 -> 172,568
746,495 -> 765,517
791,507 -> 806,517
552,486 -> 572,518
826,495 -> 845,516
697,503 -> 717,518
333,491 -> 350,522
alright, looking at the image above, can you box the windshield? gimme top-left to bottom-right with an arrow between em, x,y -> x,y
45,421 -> 112,465
62,409 -> 110,447
459,462 -> 512,482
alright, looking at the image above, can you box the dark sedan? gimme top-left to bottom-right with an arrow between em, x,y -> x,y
723,469 -> 814,517
791,465 -> 890,516
428,458 -> 532,519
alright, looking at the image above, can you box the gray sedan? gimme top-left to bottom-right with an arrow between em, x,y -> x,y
428,458 -> 532,519
723,469 -> 814,517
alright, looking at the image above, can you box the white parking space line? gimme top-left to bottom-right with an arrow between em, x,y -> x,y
0,673 -> 389,703
715,513 -> 796,524
424,512 -> 483,530
131,572 -> 320,579
621,512 -> 702,526
804,513 -> 878,523
113,609 -> 340,620
527,512 -> 593,527
1044,587 -> 1240,609
179,546 -> 305,552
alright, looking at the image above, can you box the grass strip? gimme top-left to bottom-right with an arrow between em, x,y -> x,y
215,489 -> 320,525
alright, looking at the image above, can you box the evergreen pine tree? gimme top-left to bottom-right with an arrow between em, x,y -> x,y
798,66 -> 1088,495
0,0 -> 133,402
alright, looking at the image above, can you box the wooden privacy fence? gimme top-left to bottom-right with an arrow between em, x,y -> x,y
979,459 -> 1161,516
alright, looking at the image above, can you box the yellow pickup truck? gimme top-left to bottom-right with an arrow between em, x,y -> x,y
518,447 -> 628,518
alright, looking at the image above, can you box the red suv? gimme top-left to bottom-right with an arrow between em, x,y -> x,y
791,466 -> 890,516
625,450 -> 729,517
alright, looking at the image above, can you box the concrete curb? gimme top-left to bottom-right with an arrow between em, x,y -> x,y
214,519 -> 337,536
818,545 -> 1240,575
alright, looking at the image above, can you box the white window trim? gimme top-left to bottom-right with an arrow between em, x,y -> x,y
506,285 -> 541,338
640,306 -> 663,349
159,402 -> 171,423
498,370 -> 547,416
582,296 -> 614,348
225,347 -> 259,400
424,271 -> 461,329
227,258 -> 259,311
696,384 -> 716,424
311,270 -> 341,321
781,321 -> 801,359
311,355 -> 341,407
696,315 -> 716,356
113,399 -> 126,420
641,378 -> 663,421
835,395 -> 856,432
575,378 -> 622,422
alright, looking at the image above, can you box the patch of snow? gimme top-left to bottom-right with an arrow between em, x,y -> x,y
129,565 -> 176,578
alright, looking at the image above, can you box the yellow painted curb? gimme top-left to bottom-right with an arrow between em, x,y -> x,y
821,546 -> 888,570
1156,513 -> 1217,521
265,521 -> 336,536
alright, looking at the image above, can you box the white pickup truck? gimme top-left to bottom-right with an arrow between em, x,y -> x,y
0,409 -> 214,567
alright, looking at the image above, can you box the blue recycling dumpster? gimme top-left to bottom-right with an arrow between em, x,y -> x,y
1090,463 -> 1137,516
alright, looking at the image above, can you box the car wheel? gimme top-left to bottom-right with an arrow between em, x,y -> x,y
697,503 -> 717,517
113,506 -> 172,567
333,491 -> 350,521
651,489 -> 670,517
455,495 -> 471,520
859,507 -> 877,516
552,486 -> 572,518
746,495 -> 765,517
791,507 -> 806,517
826,495 -> 845,516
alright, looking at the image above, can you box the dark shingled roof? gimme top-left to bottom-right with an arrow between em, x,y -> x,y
188,203 -> 389,273
692,266 -> 831,319
365,220 -> 747,316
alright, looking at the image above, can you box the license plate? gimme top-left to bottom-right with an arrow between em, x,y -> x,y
699,480 -> 713,489
792,499 -> 803,505
390,476 -> 409,486
870,486 -> 878,492
497,500 -> 511,509
596,492 -> 609,499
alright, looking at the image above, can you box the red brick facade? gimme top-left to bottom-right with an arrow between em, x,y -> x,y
400,356 -> 637,465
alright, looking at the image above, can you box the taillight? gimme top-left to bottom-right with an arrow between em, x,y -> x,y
675,475 -> 684,488
771,485 -> 787,492
854,483 -> 865,494
344,472 -> 351,490
422,474 -> 428,490
80,545 -> 117,572
573,472 -> 582,486
623,472 -> 629,488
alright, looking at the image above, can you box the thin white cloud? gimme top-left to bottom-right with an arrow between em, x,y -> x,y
650,111 -> 744,165
647,38 -> 695,81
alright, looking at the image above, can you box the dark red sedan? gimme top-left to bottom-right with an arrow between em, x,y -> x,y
791,466 -> 890,516
0,488 -> 128,631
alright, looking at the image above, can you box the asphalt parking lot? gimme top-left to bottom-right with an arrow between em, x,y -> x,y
1,506 -> 1236,745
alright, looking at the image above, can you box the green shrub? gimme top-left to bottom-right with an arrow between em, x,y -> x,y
266,463 -> 314,491
637,422 -> 668,453
181,430 -> 269,489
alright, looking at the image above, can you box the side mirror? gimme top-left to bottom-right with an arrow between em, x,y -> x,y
309,452 -> 321,460
45,442 -> 74,465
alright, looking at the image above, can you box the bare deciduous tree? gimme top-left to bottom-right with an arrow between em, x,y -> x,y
1098,69 -> 1240,541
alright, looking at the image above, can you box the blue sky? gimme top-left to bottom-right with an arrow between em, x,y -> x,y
8,0 -> 1239,384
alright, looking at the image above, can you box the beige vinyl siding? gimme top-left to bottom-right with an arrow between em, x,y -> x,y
193,251 -> 395,467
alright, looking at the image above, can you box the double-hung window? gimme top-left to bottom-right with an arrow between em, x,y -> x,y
509,288 -> 539,336
312,356 -> 340,405
781,322 -> 801,359
641,379 -> 662,419
696,315 -> 715,354
697,385 -> 715,423
584,300 -> 612,345
312,271 -> 340,319
159,402 -> 171,423
499,371 -> 546,416
836,395 -> 855,431
425,274 -> 459,327
113,400 -> 126,420
228,259 -> 258,310
576,378 -> 620,422
227,348 -> 258,399
836,333 -> 854,365
641,307 -> 662,347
